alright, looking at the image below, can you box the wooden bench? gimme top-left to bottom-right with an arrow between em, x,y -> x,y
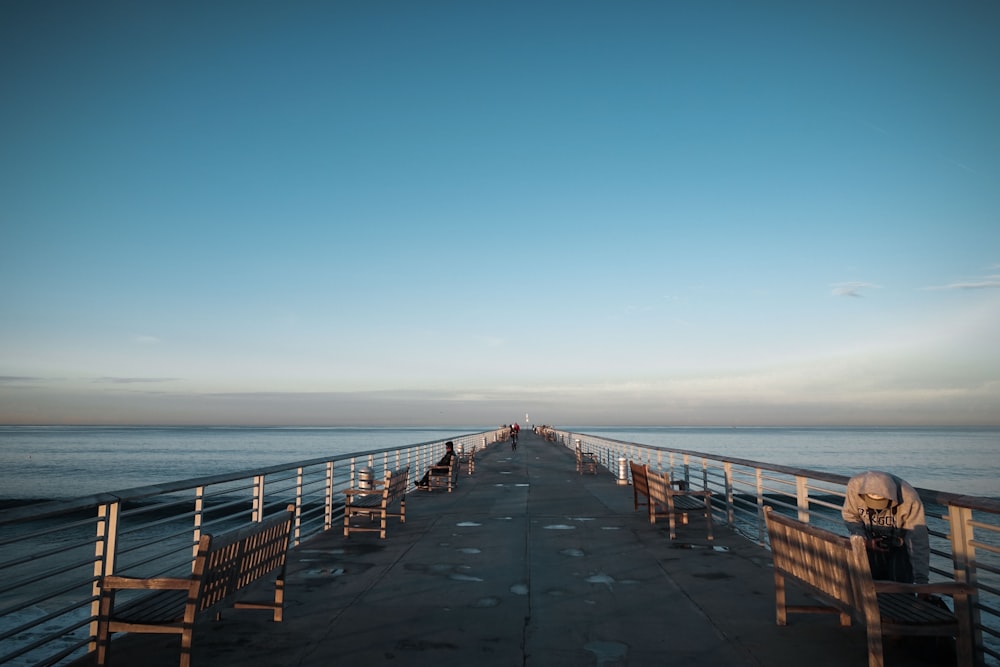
575,445 -> 598,475
459,446 -> 476,475
343,466 -> 409,538
763,506 -> 974,667
96,504 -> 295,667
629,461 -> 713,541
419,456 -> 459,492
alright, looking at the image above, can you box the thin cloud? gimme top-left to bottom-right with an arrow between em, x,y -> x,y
923,274 -> 1000,291
831,282 -> 880,298
133,334 -> 162,344
945,158 -> 978,175
94,377 -> 178,384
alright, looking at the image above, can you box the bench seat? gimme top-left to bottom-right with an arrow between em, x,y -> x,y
96,504 -> 295,667
418,458 -> 458,492
343,466 -> 409,538
763,506 -> 974,667
629,461 -> 713,540
575,446 -> 598,475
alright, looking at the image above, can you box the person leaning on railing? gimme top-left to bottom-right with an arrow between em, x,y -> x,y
841,470 -> 931,587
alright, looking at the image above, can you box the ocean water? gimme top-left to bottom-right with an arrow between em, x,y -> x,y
579,426 -> 1000,498
0,426 -> 479,503
0,425 -> 998,503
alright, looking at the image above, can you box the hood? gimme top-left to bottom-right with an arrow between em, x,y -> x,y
854,470 -> 902,507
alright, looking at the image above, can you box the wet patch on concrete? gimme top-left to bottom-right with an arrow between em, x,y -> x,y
300,544 -> 384,556
509,583 -> 528,595
543,524 -> 576,530
669,543 -> 730,553
586,573 -> 615,589
560,548 -> 585,557
474,596 -> 501,607
584,640 -> 628,665
692,571 -> 734,580
395,638 -> 459,651
570,517 -> 595,522
404,562 -> 484,582
457,547 -> 481,554
456,521 -> 482,527
600,526 -> 622,530
300,567 -> 345,578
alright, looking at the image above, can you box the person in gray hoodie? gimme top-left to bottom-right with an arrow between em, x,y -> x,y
841,470 -> 930,585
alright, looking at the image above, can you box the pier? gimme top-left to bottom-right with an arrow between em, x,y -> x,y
84,430 -> 957,666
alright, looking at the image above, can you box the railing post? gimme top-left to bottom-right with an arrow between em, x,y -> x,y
700,459 -> 710,515
325,461 -> 334,531
948,504 -> 983,664
88,500 -> 120,653
294,467 -> 304,546
723,461 -> 735,528
193,486 -> 205,559
755,468 -> 765,543
795,475 -> 809,523
252,474 -> 265,522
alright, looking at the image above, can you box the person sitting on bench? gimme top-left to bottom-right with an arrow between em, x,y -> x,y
416,441 -> 455,488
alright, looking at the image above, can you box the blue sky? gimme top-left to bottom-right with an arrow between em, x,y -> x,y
2,1 -> 998,427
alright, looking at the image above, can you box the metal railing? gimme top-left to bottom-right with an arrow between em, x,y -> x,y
546,427 -> 1000,667
0,429 -> 509,666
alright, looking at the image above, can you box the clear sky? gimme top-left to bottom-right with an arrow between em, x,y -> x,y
1,1 -> 998,427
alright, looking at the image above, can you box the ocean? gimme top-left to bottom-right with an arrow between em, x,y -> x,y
0,425 -> 998,504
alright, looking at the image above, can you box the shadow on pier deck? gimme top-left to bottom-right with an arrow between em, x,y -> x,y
92,431 -> 953,667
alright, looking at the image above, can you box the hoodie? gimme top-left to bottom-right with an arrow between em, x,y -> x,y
841,470 -> 930,584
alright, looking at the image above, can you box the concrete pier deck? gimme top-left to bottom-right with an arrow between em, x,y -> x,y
95,430 -> 953,666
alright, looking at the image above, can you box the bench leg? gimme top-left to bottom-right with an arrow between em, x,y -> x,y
273,576 -> 285,622
704,498 -> 714,541
667,498 -> 678,540
864,616 -> 885,667
179,623 -> 194,667
95,591 -> 114,665
774,572 -> 788,626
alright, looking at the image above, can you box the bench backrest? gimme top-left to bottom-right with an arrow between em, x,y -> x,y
193,504 -> 295,613
629,461 -> 650,497
384,466 -> 409,503
764,506 -> 860,613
